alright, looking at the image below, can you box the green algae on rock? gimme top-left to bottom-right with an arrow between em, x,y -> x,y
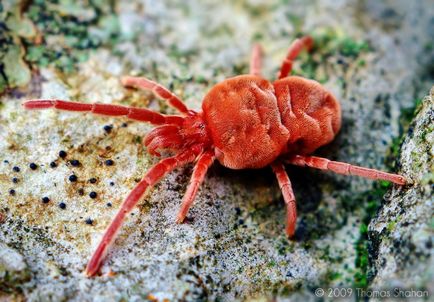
292,28 -> 372,83
24,0 -> 121,74
0,0 -> 36,93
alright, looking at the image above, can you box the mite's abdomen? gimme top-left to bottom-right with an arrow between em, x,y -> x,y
273,76 -> 341,154
202,75 -> 289,169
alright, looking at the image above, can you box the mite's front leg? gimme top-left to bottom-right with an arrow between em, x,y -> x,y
121,76 -> 189,114
85,150 -> 197,277
271,162 -> 297,238
176,150 -> 215,223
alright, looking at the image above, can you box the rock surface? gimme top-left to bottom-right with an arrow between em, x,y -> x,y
368,87 -> 433,297
0,242 -> 30,294
0,0 -> 433,301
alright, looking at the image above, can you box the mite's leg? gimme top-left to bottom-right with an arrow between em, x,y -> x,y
176,151 -> 215,223
278,35 -> 313,79
24,100 -> 184,125
85,150 -> 197,277
121,76 -> 189,114
286,155 -> 406,185
271,162 -> 297,238
250,44 -> 263,77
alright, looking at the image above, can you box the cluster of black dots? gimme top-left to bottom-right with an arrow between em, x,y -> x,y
6,124 -> 121,225
8,163 -> 38,197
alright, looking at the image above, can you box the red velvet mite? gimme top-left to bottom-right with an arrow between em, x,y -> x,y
23,36 -> 406,277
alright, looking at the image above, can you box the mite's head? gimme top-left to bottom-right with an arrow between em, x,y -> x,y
181,111 -> 211,147
144,111 -> 211,156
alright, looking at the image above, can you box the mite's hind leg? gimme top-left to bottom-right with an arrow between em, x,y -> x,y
176,151 -> 215,223
121,76 -> 189,114
250,44 -> 263,77
271,162 -> 297,238
286,155 -> 407,185
278,35 -> 313,79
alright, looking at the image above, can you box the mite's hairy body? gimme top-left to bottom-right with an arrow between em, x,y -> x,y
274,76 -> 341,154
23,36 -> 406,277
203,75 -> 341,169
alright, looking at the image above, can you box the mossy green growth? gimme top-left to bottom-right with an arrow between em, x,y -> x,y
386,98 -> 423,169
24,0 -> 121,73
292,28 -> 371,83
354,225 -> 370,288
311,28 -> 371,57
339,37 -> 370,57
325,269 -> 343,282
386,217 -> 399,232
352,181 -> 390,288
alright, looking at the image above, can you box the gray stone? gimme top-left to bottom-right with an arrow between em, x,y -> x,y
0,242 -> 29,293
368,87 -> 433,298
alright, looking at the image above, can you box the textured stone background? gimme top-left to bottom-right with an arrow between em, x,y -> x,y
0,0 -> 433,301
